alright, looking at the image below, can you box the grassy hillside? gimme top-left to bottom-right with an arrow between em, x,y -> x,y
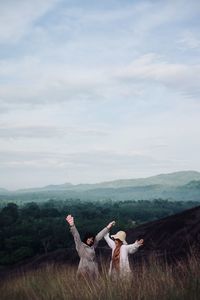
1,203 -> 200,299
0,252 -> 199,300
1,171 -> 200,202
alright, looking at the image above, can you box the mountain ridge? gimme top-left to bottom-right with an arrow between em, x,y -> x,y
1,170 -> 200,193
1,171 -> 200,202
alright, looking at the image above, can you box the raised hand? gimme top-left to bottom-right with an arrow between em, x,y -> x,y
66,214 -> 74,226
107,221 -> 116,229
136,239 -> 144,247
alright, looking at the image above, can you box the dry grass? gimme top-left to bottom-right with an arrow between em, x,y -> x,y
0,253 -> 199,300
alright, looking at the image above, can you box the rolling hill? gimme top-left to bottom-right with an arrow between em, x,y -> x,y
126,204 -> 200,263
1,171 -> 200,202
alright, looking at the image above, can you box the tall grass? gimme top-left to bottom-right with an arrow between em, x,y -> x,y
0,252 -> 199,300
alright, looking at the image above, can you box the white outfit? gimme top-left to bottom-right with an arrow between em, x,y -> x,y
104,233 -> 140,278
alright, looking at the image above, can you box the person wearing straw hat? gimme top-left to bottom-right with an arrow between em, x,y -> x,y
104,230 -> 144,279
66,214 -> 115,280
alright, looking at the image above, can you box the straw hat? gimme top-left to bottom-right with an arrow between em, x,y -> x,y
111,231 -> 127,245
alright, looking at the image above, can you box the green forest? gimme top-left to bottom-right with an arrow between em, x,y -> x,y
0,199 -> 199,266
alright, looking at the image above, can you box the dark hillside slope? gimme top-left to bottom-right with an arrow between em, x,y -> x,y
126,205 -> 200,262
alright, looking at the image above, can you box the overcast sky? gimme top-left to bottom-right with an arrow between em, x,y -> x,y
0,0 -> 200,190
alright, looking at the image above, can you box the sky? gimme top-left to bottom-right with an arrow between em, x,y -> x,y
0,0 -> 200,190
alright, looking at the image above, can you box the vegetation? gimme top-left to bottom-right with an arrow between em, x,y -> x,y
0,199 -> 199,266
0,251 -> 199,300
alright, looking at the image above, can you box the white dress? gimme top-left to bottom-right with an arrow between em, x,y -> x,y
104,233 -> 140,278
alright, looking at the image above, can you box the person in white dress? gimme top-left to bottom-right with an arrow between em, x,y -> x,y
104,230 -> 144,279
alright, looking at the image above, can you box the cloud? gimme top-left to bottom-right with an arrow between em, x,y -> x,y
0,126 -> 63,139
0,0 -> 60,44
1,147 -> 197,190
1,52 -> 199,112
59,0 -> 199,36
0,0 -> 200,189
0,149 -> 167,171
178,30 -> 200,49
0,55 -> 146,112
1,1 -> 200,112
0,125 -> 108,139
116,53 -> 200,98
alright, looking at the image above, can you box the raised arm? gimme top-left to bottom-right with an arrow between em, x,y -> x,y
66,215 -> 83,255
126,239 -> 144,254
104,233 -> 115,249
93,221 -> 115,248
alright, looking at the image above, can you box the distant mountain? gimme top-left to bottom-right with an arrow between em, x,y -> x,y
73,180 -> 200,201
0,188 -> 9,194
78,170 -> 200,190
17,182 -> 73,193
1,171 -> 200,202
184,180 -> 200,189
13,170 -> 200,192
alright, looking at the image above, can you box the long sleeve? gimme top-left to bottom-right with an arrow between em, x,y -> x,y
125,241 -> 140,254
70,225 -> 84,255
104,233 -> 115,249
93,227 -> 109,248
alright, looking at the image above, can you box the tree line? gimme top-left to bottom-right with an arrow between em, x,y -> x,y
0,199 -> 199,266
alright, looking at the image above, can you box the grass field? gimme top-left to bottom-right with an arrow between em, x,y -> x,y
0,252 -> 199,300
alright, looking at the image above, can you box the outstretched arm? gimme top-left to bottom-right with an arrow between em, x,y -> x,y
104,233 -> 115,249
66,215 -> 83,255
126,239 -> 144,254
94,221 -> 115,247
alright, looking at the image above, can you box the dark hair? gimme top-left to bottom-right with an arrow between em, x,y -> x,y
114,238 -> 123,245
83,232 -> 95,244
